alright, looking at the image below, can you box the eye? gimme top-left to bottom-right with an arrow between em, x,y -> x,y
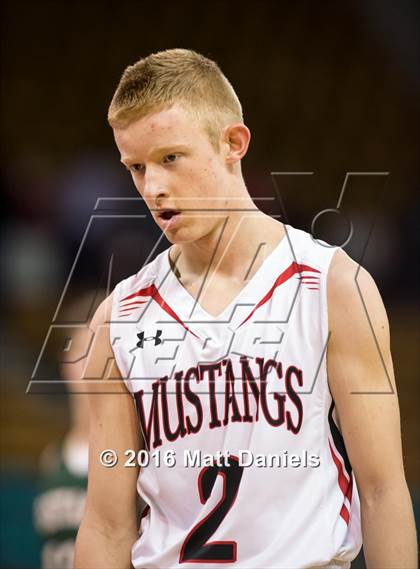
129,163 -> 145,173
163,153 -> 179,164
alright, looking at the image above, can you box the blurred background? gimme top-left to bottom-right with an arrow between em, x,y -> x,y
1,0 -> 419,567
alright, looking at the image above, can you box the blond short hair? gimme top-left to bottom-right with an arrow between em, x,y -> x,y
107,48 -> 243,149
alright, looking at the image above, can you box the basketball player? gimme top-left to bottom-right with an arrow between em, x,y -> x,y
75,50 -> 417,568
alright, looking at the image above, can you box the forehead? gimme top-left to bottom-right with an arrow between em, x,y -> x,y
114,105 -> 209,161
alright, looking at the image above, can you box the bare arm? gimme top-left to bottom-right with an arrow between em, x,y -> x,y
74,295 -> 143,569
327,250 -> 417,568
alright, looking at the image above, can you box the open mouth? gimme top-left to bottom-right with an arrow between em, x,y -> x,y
159,210 -> 180,220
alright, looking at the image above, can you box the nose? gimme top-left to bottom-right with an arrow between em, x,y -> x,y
142,166 -> 169,208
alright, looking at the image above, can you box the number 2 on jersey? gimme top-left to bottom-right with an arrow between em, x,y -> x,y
179,455 -> 244,563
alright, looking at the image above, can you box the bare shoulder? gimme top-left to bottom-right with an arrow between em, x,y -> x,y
327,248 -> 393,394
84,290 -> 129,395
328,248 -> 389,343
89,291 -> 114,332
328,248 -> 383,308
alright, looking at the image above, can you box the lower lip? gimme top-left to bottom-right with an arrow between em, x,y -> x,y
159,213 -> 181,229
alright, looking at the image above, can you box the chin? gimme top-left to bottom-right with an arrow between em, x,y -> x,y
163,230 -> 191,244
166,229 -> 204,245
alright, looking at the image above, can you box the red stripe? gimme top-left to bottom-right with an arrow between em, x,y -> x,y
121,284 -> 199,338
121,284 -> 157,302
118,306 -> 145,314
329,441 -> 351,496
340,504 -> 350,524
237,262 -> 320,328
329,441 -> 353,525
120,300 -> 148,308
347,473 -> 353,503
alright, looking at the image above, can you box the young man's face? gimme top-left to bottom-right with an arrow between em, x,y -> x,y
114,104 -> 233,244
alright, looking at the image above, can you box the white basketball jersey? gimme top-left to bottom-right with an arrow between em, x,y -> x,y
110,224 -> 362,569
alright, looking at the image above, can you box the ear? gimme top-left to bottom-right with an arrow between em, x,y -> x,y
222,123 -> 251,164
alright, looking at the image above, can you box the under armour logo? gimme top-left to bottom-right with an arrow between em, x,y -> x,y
136,330 -> 163,348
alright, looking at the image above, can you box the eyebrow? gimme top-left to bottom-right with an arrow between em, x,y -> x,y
121,144 -> 190,166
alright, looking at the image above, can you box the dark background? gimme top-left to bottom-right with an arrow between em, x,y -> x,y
1,1 -> 419,567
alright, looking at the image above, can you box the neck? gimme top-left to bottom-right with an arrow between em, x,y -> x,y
170,198 -> 285,281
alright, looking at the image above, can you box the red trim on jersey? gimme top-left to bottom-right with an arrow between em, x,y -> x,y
120,300 -> 148,308
340,503 -> 350,525
119,306 -> 145,314
329,440 -> 353,525
118,303 -> 147,317
329,441 -> 351,496
237,262 -> 320,328
120,284 -> 199,338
